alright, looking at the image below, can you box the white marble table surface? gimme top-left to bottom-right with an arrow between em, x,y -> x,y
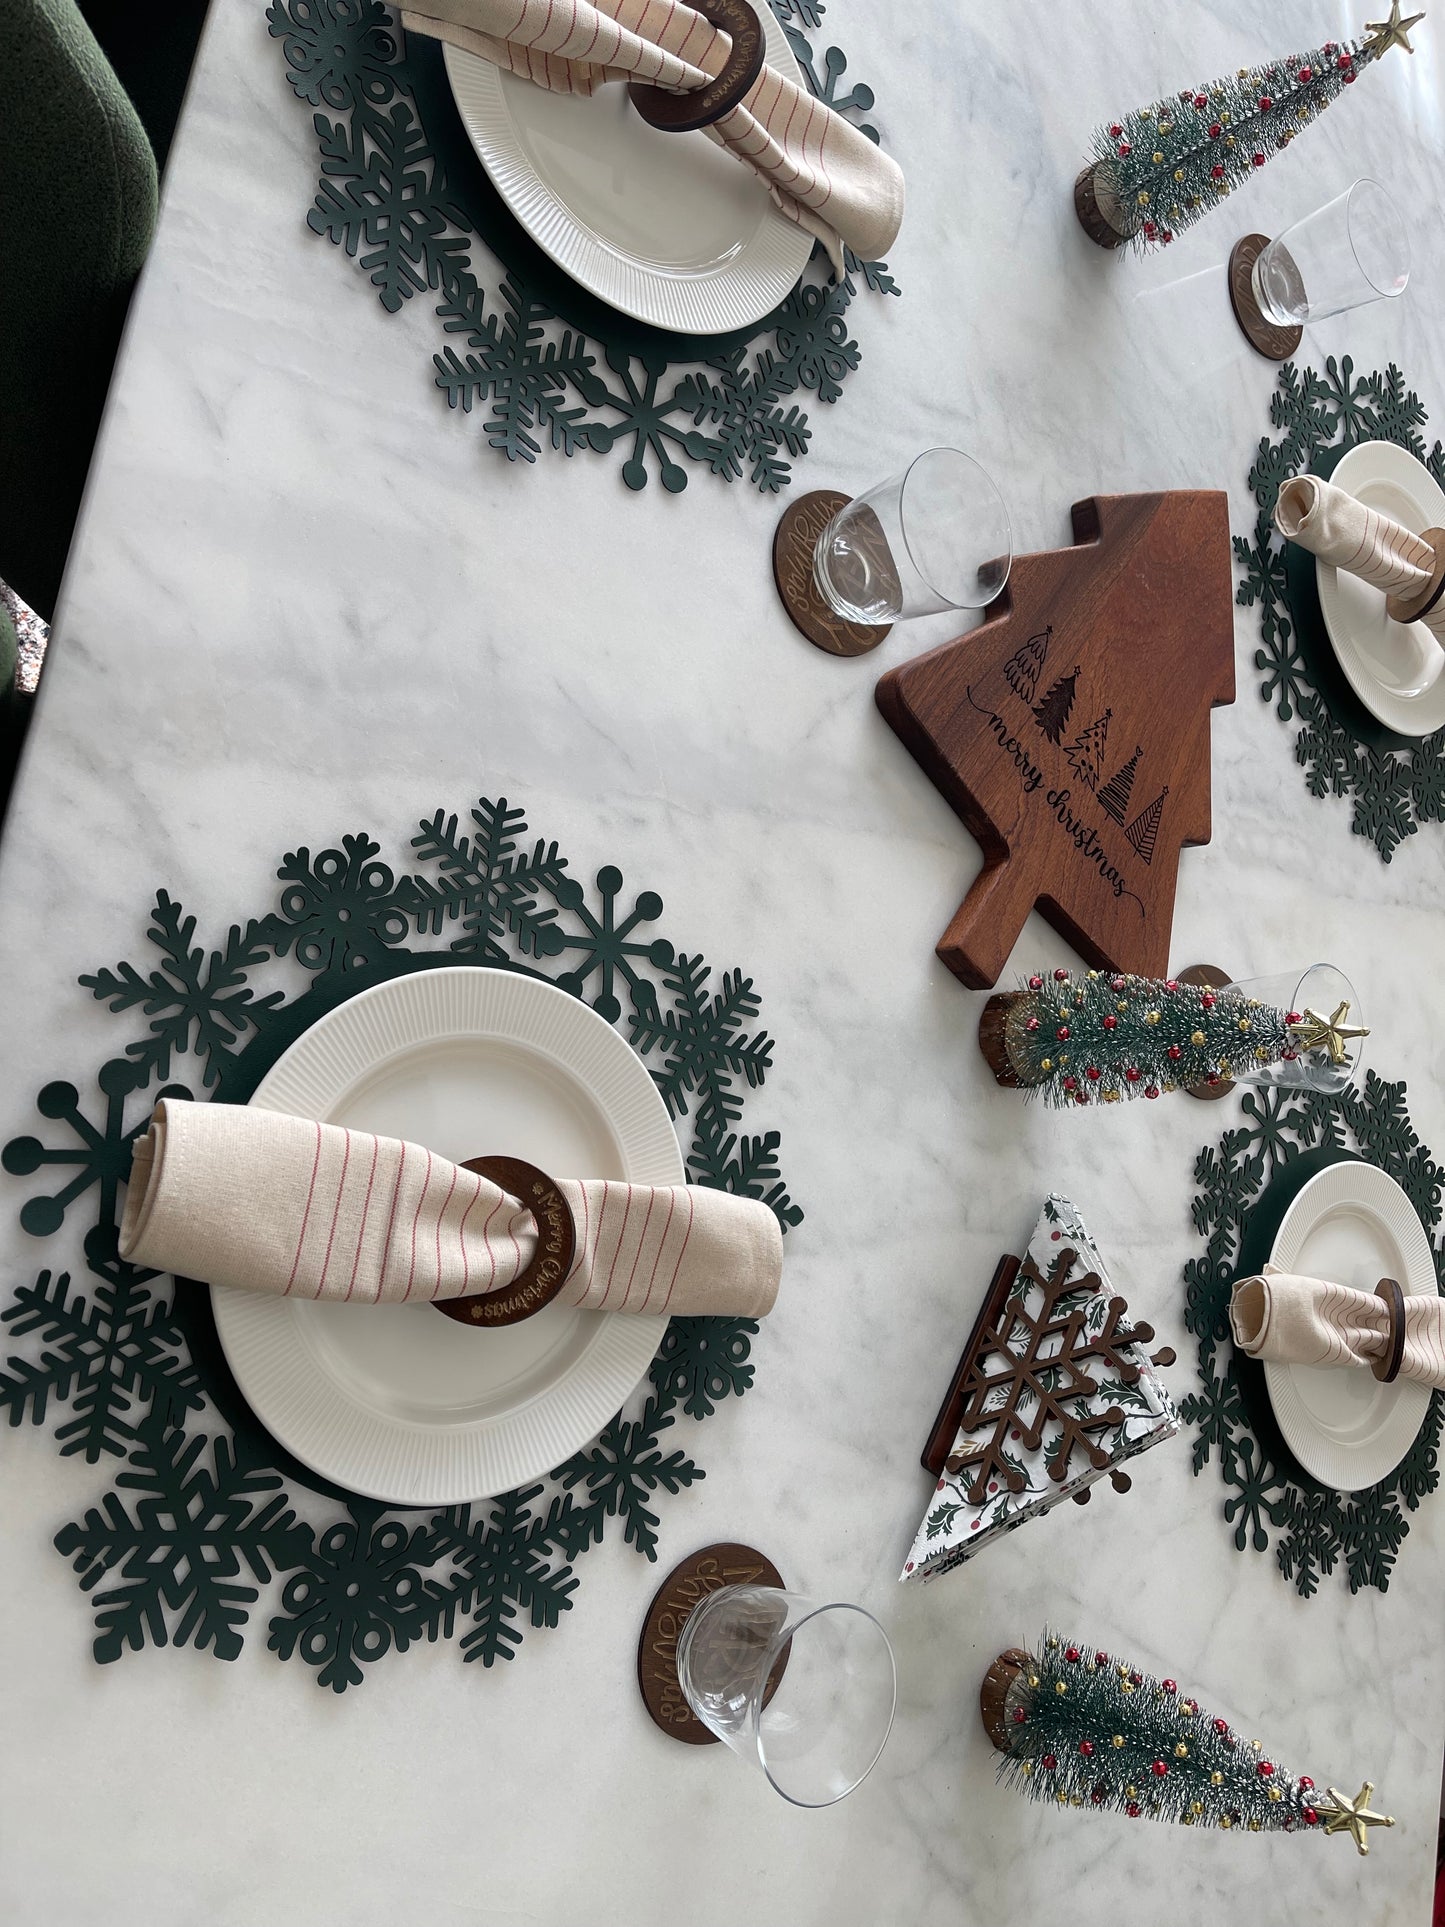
4,1 -> 1445,1920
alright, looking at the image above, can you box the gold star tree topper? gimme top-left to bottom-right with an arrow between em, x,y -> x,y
1287,1002 -> 1370,1067
1317,1781 -> 1396,1854
1365,2 -> 1427,55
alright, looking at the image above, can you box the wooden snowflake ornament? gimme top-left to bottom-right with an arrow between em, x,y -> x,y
935,1248 -> 1160,1505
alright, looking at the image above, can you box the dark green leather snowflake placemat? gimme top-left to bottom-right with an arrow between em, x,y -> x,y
1180,1071 -> 1442,1597
1235,356 -> 1445,860
1,794 -> 800,1690
266,0 -> 899,494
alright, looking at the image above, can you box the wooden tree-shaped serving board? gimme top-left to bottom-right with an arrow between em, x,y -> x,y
875,493 -> 1234,989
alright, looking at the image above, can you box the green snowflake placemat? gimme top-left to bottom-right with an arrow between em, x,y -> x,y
1,794 -> 799,1690
1180,1072 -> 1443,1597
266,0 -> 899,494
1235,356 -> 1445,860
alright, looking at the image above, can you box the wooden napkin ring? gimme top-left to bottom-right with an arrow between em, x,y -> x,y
1385,529 -> 1445,627
628,0 -> 765,133
1371,1276 -> 1406,1385
432,1156 -> 576,1328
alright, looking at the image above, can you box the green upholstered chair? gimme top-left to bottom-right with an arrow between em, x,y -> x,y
0,0 -> 159,622
79,2 -> 212,179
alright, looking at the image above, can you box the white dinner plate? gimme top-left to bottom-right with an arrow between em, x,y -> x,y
212,968 -> 683,1505
1316,439 -> 1445,738
443,9 -> 813,333
1264,1161 -> 1435,1492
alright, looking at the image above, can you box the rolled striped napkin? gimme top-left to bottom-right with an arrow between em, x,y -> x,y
1229,1264 -> 1445,1389
1274,474 -> 1445,641
398,0 -> 904,275
119,1100 -> 782,1317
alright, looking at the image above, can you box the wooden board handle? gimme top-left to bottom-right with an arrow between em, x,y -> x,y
937,861 -> 1040,992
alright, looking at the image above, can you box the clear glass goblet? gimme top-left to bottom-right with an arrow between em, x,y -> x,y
813,447 -> 1012,626
1227,963 -> 1365,1095
1252,178 -> 1410,327
675,1584 -> 896,1808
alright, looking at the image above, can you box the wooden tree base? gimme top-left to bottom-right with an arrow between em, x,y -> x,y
1177,964 -> 1236,1101
1073,163 -> 1133,250
1228,235 -> 1304,363
637,1543 -> 785,1745
980,1647 -> 1031,1751
773,490 -> 892,657
979,993 -> 1023,1087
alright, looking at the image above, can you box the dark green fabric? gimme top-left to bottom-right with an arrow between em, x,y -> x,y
79,1 -> 211,177
0,606 -> 18,712
0,0 -> 158,621
0,604 -> 30,827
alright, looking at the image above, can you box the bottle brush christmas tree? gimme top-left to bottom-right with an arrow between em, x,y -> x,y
978,968 -> 1367,1106
1075,6 -> 1425,253
982,1636 -> 1395,1852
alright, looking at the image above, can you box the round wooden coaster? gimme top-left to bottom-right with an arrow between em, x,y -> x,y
1178,963 -> 1236,1102
1228,235 -> 1303,363
637,1542 -> 785,1745
432,1156 -> 576,1327
773,490 -> 892,657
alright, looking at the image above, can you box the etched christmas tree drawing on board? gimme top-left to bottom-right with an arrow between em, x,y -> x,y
1099,745 -> 1143,824
1032,667 -> 1080,744
1126,787 -> 1169,865
1006,627 -> 1052,704
1065,709 -> 1113,790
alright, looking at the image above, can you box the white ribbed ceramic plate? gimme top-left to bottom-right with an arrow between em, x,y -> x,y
1317,440 -> 1445,737
212,968 -> 682,1505
1264,1162 -> 1434,1493
443,8 -> 812,332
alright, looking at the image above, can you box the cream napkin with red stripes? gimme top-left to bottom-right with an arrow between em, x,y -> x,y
1230,1264 -> 1445,1389
119,1100 -> 781,1317
399,0 -> 904,274
1274,474 -> 1445,641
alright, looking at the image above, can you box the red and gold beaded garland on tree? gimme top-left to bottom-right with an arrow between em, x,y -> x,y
981,1635 -> 1396,1851
1075,13 -> 1421,253
978,969 -> 1299,1106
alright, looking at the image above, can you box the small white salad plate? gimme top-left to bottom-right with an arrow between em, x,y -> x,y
1317,439 -> 1445,738
1264,1160 -> 1435,1493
